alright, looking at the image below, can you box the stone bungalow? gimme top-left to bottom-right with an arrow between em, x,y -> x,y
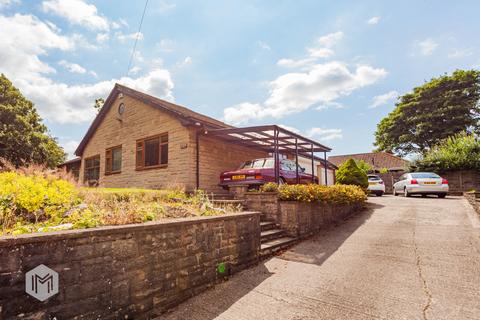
63,84 -> 335,192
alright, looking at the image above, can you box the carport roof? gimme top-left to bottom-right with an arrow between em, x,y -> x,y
204,125 -> 332,154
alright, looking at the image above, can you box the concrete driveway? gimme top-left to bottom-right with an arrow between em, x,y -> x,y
160,196 -> 480,320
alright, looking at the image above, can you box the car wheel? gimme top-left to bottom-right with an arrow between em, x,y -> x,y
393,188 -> 397,196
438,193 -> 447,198
376,192 -> 383,197
404,188 -> 411,197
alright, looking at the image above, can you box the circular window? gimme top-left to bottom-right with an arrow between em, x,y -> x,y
118,103 -> 125,115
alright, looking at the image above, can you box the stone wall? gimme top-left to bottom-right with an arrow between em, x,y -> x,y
79,94 -> 194,190
244,192 -> 362,237
0,212 -> 260,319
278,202 -> 361,238
244,192 -> 279,221
464,192 -> 480,216
440,170 -> 480,194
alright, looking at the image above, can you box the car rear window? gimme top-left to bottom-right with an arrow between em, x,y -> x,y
241,159 -> 273,169
410,173 -> 440,179
368,175 -> 381,180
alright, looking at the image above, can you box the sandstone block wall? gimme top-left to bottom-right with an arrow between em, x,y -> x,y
0,212 -> 261,319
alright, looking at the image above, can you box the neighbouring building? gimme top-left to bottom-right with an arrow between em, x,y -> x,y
60,84 -> 333,192
329,152 -> 410,193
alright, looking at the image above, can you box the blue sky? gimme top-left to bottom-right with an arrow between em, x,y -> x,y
1,0 -> 479,158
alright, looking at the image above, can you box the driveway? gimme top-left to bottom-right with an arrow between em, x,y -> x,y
160,196 -> 480,320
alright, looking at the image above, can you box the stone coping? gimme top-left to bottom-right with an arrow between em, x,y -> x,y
0,211 -> 261,246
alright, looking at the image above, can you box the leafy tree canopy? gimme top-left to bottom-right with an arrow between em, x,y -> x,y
335,158 -> 369,189
375,69 -> 480,156
93,98 -> 105,113
354,159 -> 373,174
0,74 -> 65,168
413,133 -> 480,172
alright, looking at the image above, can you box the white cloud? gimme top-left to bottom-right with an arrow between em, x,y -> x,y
306,127 -> 343,141
277,31 -> 343,69
448,48 -> 473,59
417,38 -> 438,56
0,13 -> 174,124
61,139 -> 80,159
0,0 -> 20,8
369,90 -> 398,108
116,31 -> 143,43
58,60 -> 86,74
367,16 -> 381,25
42,0 -> 109,31
155,0 -> 176,13
156,39 -> 175,52
257,41 -> 271,50
224,61 -> 387,125
316,31 -> 343,48
176,56 -> 192,68
96,32 -> 109,43
277,58 -> 315,69
89,70 -> 98,77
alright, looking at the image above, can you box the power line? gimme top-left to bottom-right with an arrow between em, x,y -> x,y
126,0 -> 149,77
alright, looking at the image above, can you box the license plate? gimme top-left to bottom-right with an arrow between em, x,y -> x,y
369,182 -> 377,185
232,175 -> 245,180
423,182 -> 436,185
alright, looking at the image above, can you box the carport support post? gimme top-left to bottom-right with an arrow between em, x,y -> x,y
295,138 -> 299,184
324,151 -> 328,185
195,130 -> 200,189
274,128 -> 279,184
311,143 -> 314,183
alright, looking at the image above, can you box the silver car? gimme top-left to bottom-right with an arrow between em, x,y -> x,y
393,172 -> 449,198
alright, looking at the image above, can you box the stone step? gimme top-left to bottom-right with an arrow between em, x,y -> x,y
207,193 -> 235,200
260,236 -> 297,257
260,229 -> 285,243
260,221 -> 277,232
210,199 -> 245,205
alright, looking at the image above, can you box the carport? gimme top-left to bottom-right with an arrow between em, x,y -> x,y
201,125 -> 332,185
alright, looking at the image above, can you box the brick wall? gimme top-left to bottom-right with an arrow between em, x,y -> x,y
192,134 -> 267,192
0,212 -> 261,319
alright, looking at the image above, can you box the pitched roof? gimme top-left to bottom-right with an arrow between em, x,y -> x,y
328,152 -> 409,170
75,84 -> 232,156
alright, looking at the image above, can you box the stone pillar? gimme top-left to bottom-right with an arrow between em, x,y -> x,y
229,184 -> 249,200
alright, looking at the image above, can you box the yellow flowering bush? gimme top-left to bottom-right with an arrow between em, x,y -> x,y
275,183 -> 367,205
0,170 -> 240,236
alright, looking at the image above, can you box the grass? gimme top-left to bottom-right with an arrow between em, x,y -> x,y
0,164 -> 241,236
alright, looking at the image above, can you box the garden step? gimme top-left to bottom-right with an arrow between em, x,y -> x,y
210,199 -> 245,205
260,236 -> 297,257
260,229 -> 285,243
207,193 -> 235,200
260,221 -> 277,232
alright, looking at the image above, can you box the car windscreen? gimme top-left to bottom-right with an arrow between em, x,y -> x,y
368,175 -> 381,180
410,173 -> 440,179
241,159 -> 273,169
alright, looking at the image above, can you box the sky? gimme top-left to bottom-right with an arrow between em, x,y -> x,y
1,0 -> 479,159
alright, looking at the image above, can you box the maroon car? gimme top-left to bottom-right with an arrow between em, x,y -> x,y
219,158 -> 318,189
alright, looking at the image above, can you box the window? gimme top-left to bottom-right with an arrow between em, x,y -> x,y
136,133 -> 168,169
84,155 -> 100,183
105,145 -> 122,174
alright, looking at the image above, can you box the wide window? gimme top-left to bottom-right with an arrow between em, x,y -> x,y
105,145 -> 122,174
84,155 -> 100,183
136,133 -> 168,169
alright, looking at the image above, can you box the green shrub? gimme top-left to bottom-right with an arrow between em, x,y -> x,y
277,184 -> 367,205
355,160 -> 373,174
335,159 -> 369,189
259,182 -> 279,192
414,133 -> 480,172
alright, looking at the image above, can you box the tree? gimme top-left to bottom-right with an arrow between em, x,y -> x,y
354,160 -> 373,174
93,98 -> 104,113
335,158 -> 369,189
0,74 -> 65,168
414,133 -> 480,172
374,70 -> 480,156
